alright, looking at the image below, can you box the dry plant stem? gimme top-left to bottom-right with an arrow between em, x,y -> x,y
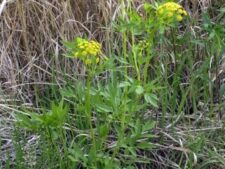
0,0 -> 7,16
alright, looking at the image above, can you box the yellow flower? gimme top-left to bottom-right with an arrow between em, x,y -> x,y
81,51 -> 88,56
176,15 -> 183,21
168,12 -> 173,17
74,52 -> 79,57
156,2 -> 188,24
96,57 -> 100,64
72,38 -> 103,65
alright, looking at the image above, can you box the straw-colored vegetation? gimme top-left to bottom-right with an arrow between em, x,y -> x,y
0,0 -> 224,168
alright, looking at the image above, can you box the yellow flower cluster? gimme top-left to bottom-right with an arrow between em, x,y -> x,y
74,38 -> 102,65
157,2 -> 187,23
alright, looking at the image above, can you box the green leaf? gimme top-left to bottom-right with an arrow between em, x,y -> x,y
60,88 -> 76,98
143,134 -> 156,138
99,125 -> 109,139
135,85 -> 144,95
68,145 -> 86,164
137,142 -> 154,149
219,84 -> 225,96
142,121 -> 156,131
15,111 -> 43,131
144,3 -> 153,12
62,40 -> 76,50
144,93 -> 159,108
119,81 -> 131,88
219,7 -> 225,13
96,104 -> 113,113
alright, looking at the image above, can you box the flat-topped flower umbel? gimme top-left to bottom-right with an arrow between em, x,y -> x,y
157,2 -> 187,24
73,38 -> 102,65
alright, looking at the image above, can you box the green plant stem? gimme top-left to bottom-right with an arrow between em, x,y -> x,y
143,29 -> 155,84
121,0 -> 128,146
131,30 -> 141,81
85,70 -> 97,164
172,28 -> 177,60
